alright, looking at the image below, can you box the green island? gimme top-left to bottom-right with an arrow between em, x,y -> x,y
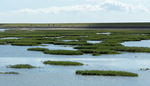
0,72 -> 19,74
140,68 -> 150,71
43,50 -> 83,55
76,70 -> 138,77
43,60 -> 84,66
27,48 -> 49,51
7,64 -> 38,69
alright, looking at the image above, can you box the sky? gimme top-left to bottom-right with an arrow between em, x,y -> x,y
0,0 -> 150,23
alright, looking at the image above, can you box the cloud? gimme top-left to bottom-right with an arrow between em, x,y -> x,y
14,4 -> 104,15
0,13 -> 7,16
101,0 -> 149,12
13,0 -> 149,15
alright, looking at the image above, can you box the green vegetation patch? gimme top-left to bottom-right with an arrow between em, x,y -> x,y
43,50 -> 83,55
1,29 -> 150,55
76,70 -> 138,77
54,41 -> 93,45
11,43 -> 39,46
7,64 -> 38,69
140,68 -> 150,71
43,60 -> 84,66
27,48 -> 49,51
0,72 -> 19,74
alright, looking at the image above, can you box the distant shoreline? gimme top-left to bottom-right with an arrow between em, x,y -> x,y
0,23 -> 150,29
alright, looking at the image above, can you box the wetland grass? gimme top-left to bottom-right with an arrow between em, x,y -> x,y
43,60 -> 84,66
1,29 -> 150,55
0,72 -> 19,74
43,50 -> 83,55
54,41 -> 93,45
7,64 -> 38,69
76,70 -> 138,77
27,48 -> 49,51
140,68 -> 150,71
11,43 -> 39,46
92,53 -> 101,56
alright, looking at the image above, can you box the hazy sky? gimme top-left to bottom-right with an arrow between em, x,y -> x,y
0,0 -> 150,23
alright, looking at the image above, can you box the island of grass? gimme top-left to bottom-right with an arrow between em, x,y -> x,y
11,43 -> 39,46
27,48 -> 49,51
140,68 -> 150,71
43,60 -> 84,66
7,64 -> 38,69
76,70 -> 138,77
0,72 -> 19,74
43,50 -> 83,55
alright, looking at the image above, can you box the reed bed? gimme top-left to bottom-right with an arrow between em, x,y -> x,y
43,60 -> 84,66
76,70 -> 138,77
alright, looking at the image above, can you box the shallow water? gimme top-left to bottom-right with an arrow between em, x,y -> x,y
0,37 -> 23,39
87,41 -> 101,44
121,40 -> 150,48
40,44 -> 77,51
62,40 -> 101,44
0,29 -> 7,32
62,40 -> 78,42
96,32 -> 111,35
1,40 -> 150,86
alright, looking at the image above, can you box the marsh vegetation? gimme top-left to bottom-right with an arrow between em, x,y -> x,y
27,48 -> 49,51
76,70 -> 138,77
7,64 -> 38,69
43,50 -> 83,55
43,60 -> 84,66
140,68 -> 150,71
1,29 -> 150,55
0,72 -> 19,74
1,28 -> 150,86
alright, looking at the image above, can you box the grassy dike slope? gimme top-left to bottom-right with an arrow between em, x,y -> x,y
1,23 -> 150,28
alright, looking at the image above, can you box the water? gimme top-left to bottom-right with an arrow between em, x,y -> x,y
0,29 -> 7,32
79,36 -> 88,37
40,44 -> 77,51
1,41 -> 150,86
96,32 -> 111,35
62,40 -> 101,44
87,41 -> 101,44
44,36 -> 64,38
121,40 -> 150,48
0,37 -> 24,39
62,40 -> 78,42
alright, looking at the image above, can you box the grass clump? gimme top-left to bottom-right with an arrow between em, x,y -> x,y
43,60 -> 84,66
76,70 -> 138,77
7,64 -> 38,69
0,72 -> 19,74
27,48 -> 49,51
54,41 -> 93,45
80,49 -> 120,55
92,53 -> 101,56
43,50 -> 83,55
140,68 -> 150,71
11,43 -> 39,46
